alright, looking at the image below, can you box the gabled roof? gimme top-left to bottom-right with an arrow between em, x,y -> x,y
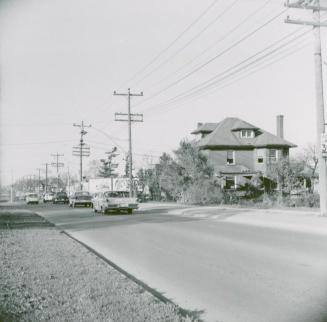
191,122 -> 219,134
197,117 -> 296,149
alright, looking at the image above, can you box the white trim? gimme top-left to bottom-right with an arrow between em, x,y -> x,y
240,129 -> 254,138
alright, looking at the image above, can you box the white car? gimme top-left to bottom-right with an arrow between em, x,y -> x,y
26,193 -> 39,205
43,192 -> 54,203
93,191 -> 138,214
69,191 -> 93,208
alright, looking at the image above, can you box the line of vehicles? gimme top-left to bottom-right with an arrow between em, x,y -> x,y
25,190 -> 139,214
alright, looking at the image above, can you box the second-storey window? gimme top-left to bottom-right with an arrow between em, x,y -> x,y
227,151 -> 235,165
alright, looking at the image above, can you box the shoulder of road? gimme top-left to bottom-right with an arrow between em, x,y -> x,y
0,206 -> 195,322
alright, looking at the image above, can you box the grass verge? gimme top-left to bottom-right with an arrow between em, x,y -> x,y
0,210 -> 197,321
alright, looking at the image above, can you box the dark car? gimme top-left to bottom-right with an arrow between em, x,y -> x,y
69,191 -> 92,208
53,192 -> 69,204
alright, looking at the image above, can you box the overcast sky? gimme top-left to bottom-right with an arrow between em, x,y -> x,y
0,0 -> 326,185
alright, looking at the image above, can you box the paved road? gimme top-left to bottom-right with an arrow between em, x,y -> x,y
27,203 -> 327,322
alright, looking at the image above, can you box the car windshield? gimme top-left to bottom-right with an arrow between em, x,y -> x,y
28,194 -> 38,198
75,192 -> 90,196
57,193 -> 67,196
104,191 -> 129,198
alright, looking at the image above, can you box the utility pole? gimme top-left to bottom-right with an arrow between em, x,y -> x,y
36,168 -> 41,196
113,88 -> 143,197
10,169 -> 14,203
51,153 -> 64,192
67,166 -> 71,196
73,121 -> 91,190
285,0 -> 327,216
43,163 -> 50,193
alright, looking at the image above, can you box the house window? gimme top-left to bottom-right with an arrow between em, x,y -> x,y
240,130 -> 254,138
227,151 -> 235,165
257,149 -> 264,164
268,149 -> 278,162
225,176 -> 236,189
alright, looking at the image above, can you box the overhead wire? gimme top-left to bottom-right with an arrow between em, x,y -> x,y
147,13 -> 327,114
133,8 -> 288,108
149,38 -> 312,117
130,0 -> 241,88
117,0 -> 222,89
151,0 -> 273,88
140,27 -> 311,114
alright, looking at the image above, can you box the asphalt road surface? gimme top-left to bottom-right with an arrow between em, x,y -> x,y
25,203 -> 327,322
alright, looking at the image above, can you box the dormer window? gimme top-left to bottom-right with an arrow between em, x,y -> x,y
240,129 -> 254,138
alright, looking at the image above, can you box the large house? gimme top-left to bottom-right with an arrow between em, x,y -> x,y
191,115 -> 296,189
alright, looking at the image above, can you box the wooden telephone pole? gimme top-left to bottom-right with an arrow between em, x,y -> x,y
73,121 -> 91,190
51,153 -> 64,192
285,0 -> 327,216
113,88 -> 143,197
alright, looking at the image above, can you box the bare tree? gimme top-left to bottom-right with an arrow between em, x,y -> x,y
297,143 -> 318,192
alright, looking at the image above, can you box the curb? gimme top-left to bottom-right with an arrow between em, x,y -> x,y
61,230 -> 202,322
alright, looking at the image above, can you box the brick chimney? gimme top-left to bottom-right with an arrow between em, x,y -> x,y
276,115 -> 284,139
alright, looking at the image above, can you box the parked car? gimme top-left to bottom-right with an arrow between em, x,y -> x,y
92,191 -> 138,214
69,191 -> 92,208
53,192 -> 69,204
26,193 -> 39,205
0,193 -> 10,203
43,192 -> 54,203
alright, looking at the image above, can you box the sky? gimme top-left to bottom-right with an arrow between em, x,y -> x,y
0,0 -> 326,186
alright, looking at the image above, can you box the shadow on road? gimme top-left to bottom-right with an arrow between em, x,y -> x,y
58,211 -> 203,232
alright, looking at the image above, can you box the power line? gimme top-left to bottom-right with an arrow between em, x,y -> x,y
151,39 -> 312,117
130,0 -> 241,87
141,27 -> 310,114
133,8 -> 288,108
90,126 -> 127,153
150,0 -> 273,88
118,0 -> 221,89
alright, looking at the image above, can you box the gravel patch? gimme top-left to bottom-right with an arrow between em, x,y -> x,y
0,211 -> 196,322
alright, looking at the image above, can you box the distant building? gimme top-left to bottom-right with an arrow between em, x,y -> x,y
191,115 -> 296,189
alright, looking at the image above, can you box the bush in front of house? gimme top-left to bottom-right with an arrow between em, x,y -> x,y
180,179 -> 224,205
